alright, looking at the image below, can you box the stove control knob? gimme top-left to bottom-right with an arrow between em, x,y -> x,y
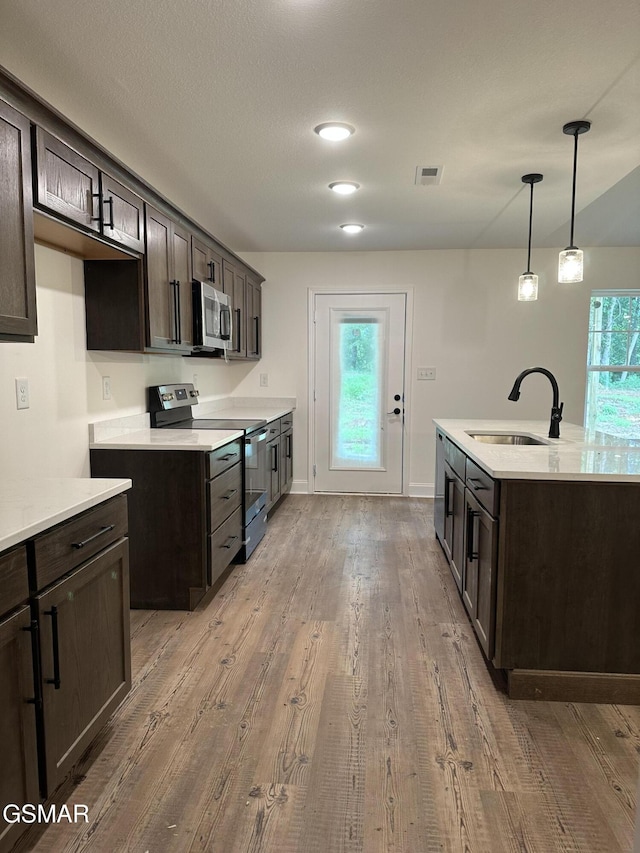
190,389 -> 199,397
161,393 -> 174,402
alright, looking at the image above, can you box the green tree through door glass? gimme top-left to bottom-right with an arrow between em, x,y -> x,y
335,320 -> 381,466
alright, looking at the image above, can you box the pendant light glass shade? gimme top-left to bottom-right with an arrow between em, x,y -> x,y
558,120 -> 591,284
558,248 -> 584,283
518,273 -> 538,301
518,173 -> 543,302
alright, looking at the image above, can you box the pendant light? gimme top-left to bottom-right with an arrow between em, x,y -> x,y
558,120 -> 591,283
518,173 -> 543,301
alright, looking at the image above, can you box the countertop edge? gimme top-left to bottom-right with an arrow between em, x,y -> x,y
434,419 -> 640,482
1,478 -> 131,553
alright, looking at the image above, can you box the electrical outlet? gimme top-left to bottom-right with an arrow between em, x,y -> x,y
260,373 -> 268,387
102,376 -> 112,400
15,377 -> 29,409
417,367 -> 436,381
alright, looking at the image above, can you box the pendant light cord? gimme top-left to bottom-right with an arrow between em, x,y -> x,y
569,130 -> 579,248
526,180 -> 534,272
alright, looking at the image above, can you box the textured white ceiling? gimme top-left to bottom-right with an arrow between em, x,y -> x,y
1,0 -> 639,253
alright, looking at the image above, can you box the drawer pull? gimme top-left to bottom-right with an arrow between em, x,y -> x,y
44,607 -> 61,689
221,535 -> 239,550
221,489 -> 238,500
219,452 -> 239,461
468,478 -> 488,490
71,524 -> 115,549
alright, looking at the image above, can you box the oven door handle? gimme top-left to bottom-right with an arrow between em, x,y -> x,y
245,427 -> 269,444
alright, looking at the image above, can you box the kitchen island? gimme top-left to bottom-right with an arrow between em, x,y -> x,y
434,419 -> 640,703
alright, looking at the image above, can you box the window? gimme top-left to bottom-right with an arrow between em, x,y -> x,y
585,291 -> 640,438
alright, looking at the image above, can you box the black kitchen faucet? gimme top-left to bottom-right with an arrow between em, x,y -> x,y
508,367 -> 564,438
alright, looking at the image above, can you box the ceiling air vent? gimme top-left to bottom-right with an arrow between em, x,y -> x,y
415,165 -> 443,186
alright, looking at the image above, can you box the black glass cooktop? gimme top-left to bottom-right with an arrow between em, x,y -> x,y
170,418 -> 267,432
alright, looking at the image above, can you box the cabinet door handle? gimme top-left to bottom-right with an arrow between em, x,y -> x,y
221,535 -> 238,550
272,444 -> 279,473
208,259 -> 216,283
445,477 -> 453,517
175,281 -> 182,344
287,434 -> 292,459
22,620 -> 43,709
220,452 -> 239,461
254,316 -> 260,354
44,606 -> 61,689
221,488 -> 238,500
170,280 -> 180,344
468,478 -> 487,491
102,196 -> 114,229
71,524 -> 115,549
235,308 -> 242,353
466,508 -> 480,561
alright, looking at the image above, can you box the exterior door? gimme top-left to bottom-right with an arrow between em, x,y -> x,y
313,292 -> 406,493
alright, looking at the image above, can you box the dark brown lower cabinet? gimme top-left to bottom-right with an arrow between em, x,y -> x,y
0,605 -> 39,853
462,489 -> 498,660
35,539 -> 130,795
0,494 -> 131,852
90,441 -> 243,610
443,461 -> 465,592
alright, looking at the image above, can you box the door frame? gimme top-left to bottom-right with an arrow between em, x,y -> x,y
308,287 -> 414,496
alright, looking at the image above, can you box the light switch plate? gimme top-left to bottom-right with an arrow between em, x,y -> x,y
417,367 -> 436,381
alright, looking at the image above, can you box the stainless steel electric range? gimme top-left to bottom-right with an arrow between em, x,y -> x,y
148,383 -> 269,560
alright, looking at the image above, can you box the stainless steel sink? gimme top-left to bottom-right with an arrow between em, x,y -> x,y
465,432 -> 548,445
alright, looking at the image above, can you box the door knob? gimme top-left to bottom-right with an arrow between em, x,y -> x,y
387,408 -> 401,415
394,394 -> 401,401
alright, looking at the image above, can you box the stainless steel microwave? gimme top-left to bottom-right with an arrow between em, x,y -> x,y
192,280 -> 231,352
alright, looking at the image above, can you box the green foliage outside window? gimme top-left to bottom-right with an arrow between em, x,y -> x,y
586,293 -> 640,438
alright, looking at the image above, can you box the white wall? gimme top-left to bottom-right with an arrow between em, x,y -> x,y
0,245 -> 258,478
2,244 -> 638,486
237,246 -> 640,494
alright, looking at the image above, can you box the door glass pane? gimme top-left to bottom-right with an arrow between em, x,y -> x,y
331,312 -> 384,469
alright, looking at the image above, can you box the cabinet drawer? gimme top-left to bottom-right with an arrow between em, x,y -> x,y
206,439 -> 242,479
445,438 -> 466,481
208,463 -> 242,532
466,459 -> 499,516
0,545 -> 29,616
267,419 -> 281,439
280,413 -> 293,430
31,495 -> 128,591
209,507 -> 242,585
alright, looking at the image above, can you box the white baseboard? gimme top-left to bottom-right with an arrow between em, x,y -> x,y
408,483 -> 435,498
289,481 -> 434,498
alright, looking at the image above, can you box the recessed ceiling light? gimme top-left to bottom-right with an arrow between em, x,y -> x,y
340,223 -> 364,234
314,122 -> 355,141
329,181 -> 360,195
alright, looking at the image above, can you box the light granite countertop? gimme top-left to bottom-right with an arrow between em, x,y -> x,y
89,427 -> 244,452
434,419 -> 640,482
0,477 -> 131,553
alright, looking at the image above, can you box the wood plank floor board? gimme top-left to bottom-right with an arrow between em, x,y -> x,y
15,495 -> 640,853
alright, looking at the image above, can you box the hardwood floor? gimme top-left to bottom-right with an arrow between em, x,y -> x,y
16,495 -> 640,853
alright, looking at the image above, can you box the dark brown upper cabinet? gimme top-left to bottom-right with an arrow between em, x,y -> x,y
246,272 -> 262,360
99,174 -> 144,253
34,127 -> 144,253
192,236 -> 222,288
145,205 -> 193,351
223,258 -> 247,359
0,99 -> 37,341
84,205 -> 193,353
